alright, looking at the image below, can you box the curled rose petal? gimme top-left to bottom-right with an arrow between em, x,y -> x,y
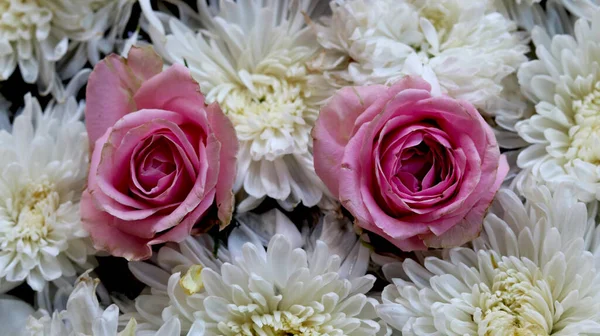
85,46 -> 163,148
312,85 -> 387,197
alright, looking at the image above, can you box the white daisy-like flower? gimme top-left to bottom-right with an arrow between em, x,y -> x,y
140,0 -> 331,211
0,0 -> 135,99
26,273 -> 139,336
126,210 -> 379,335
162,235 -> 384,335
515,14 -> 600,202
377,184 -> 600,335
0,89 -> 95,292
310,0 -> 529,111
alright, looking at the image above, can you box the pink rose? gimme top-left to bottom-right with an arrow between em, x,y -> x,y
313,76 -> 508,250
81,46 -> 238,260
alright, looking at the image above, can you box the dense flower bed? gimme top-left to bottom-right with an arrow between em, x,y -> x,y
2,0 -> 600,335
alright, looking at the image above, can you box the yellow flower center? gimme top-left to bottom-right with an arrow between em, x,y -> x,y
0,0 -> 52,42
416,0 -> 460,44
568,82 -> 600,164
179,264 -> 205,295
5,181 -> 57,244
220,77 -> 315,161
225,311 -> 326,336
475,257 -> 550,336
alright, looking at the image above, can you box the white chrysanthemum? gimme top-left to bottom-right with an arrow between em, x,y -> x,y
26,273 -> 138,336
515,15 -> 600,202
0,0 -> 135,99
140,0 -> 331,210
126,209 -> 375,335
311,0 -> 528,111
377,185 -> 600,335
169,235 -> 384,335
0,93 -> 95,292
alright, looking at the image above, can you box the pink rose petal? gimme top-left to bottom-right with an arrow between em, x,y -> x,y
85,46 -> 163,148
81,191 -> 152,261
206,103 -> 238,227
313,85 -> 387,197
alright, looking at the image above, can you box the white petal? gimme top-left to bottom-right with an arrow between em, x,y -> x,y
154,316 -> 182,336
0,295 -> 35,335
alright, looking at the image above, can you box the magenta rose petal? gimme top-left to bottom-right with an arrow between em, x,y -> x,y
111,135 -> 215,238
148,189 -> 217,245
88,132 -> 161,217
157,131 -> 199,180
126,45 -> 164,82
388,236 -> 429,251
424,155 -> 509,248
313,85 -> 388,197
108,204 -> 181,239
85,47 -> 163,148
338,124 -> 376,224
201,133 -> 223,197
147,120 -> 202,170
94,112 -> 192,209
95,142 -> 173,220
130,136 -> 176,193
361,155 -> 431,240
81,191 -> 152,261
417,147 -> 458,198
134,137 -> 219,236
206,103 -> 238,226
109,110 -> 187,147
421,155 -> 440,190
85,55 -> 136,146
425,136 -> 505,236
129,137 -> 193,206
362,189 -> 430,239
354,77 -> 432,127
415,136 -> 483,222
133,64 -> 206,117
